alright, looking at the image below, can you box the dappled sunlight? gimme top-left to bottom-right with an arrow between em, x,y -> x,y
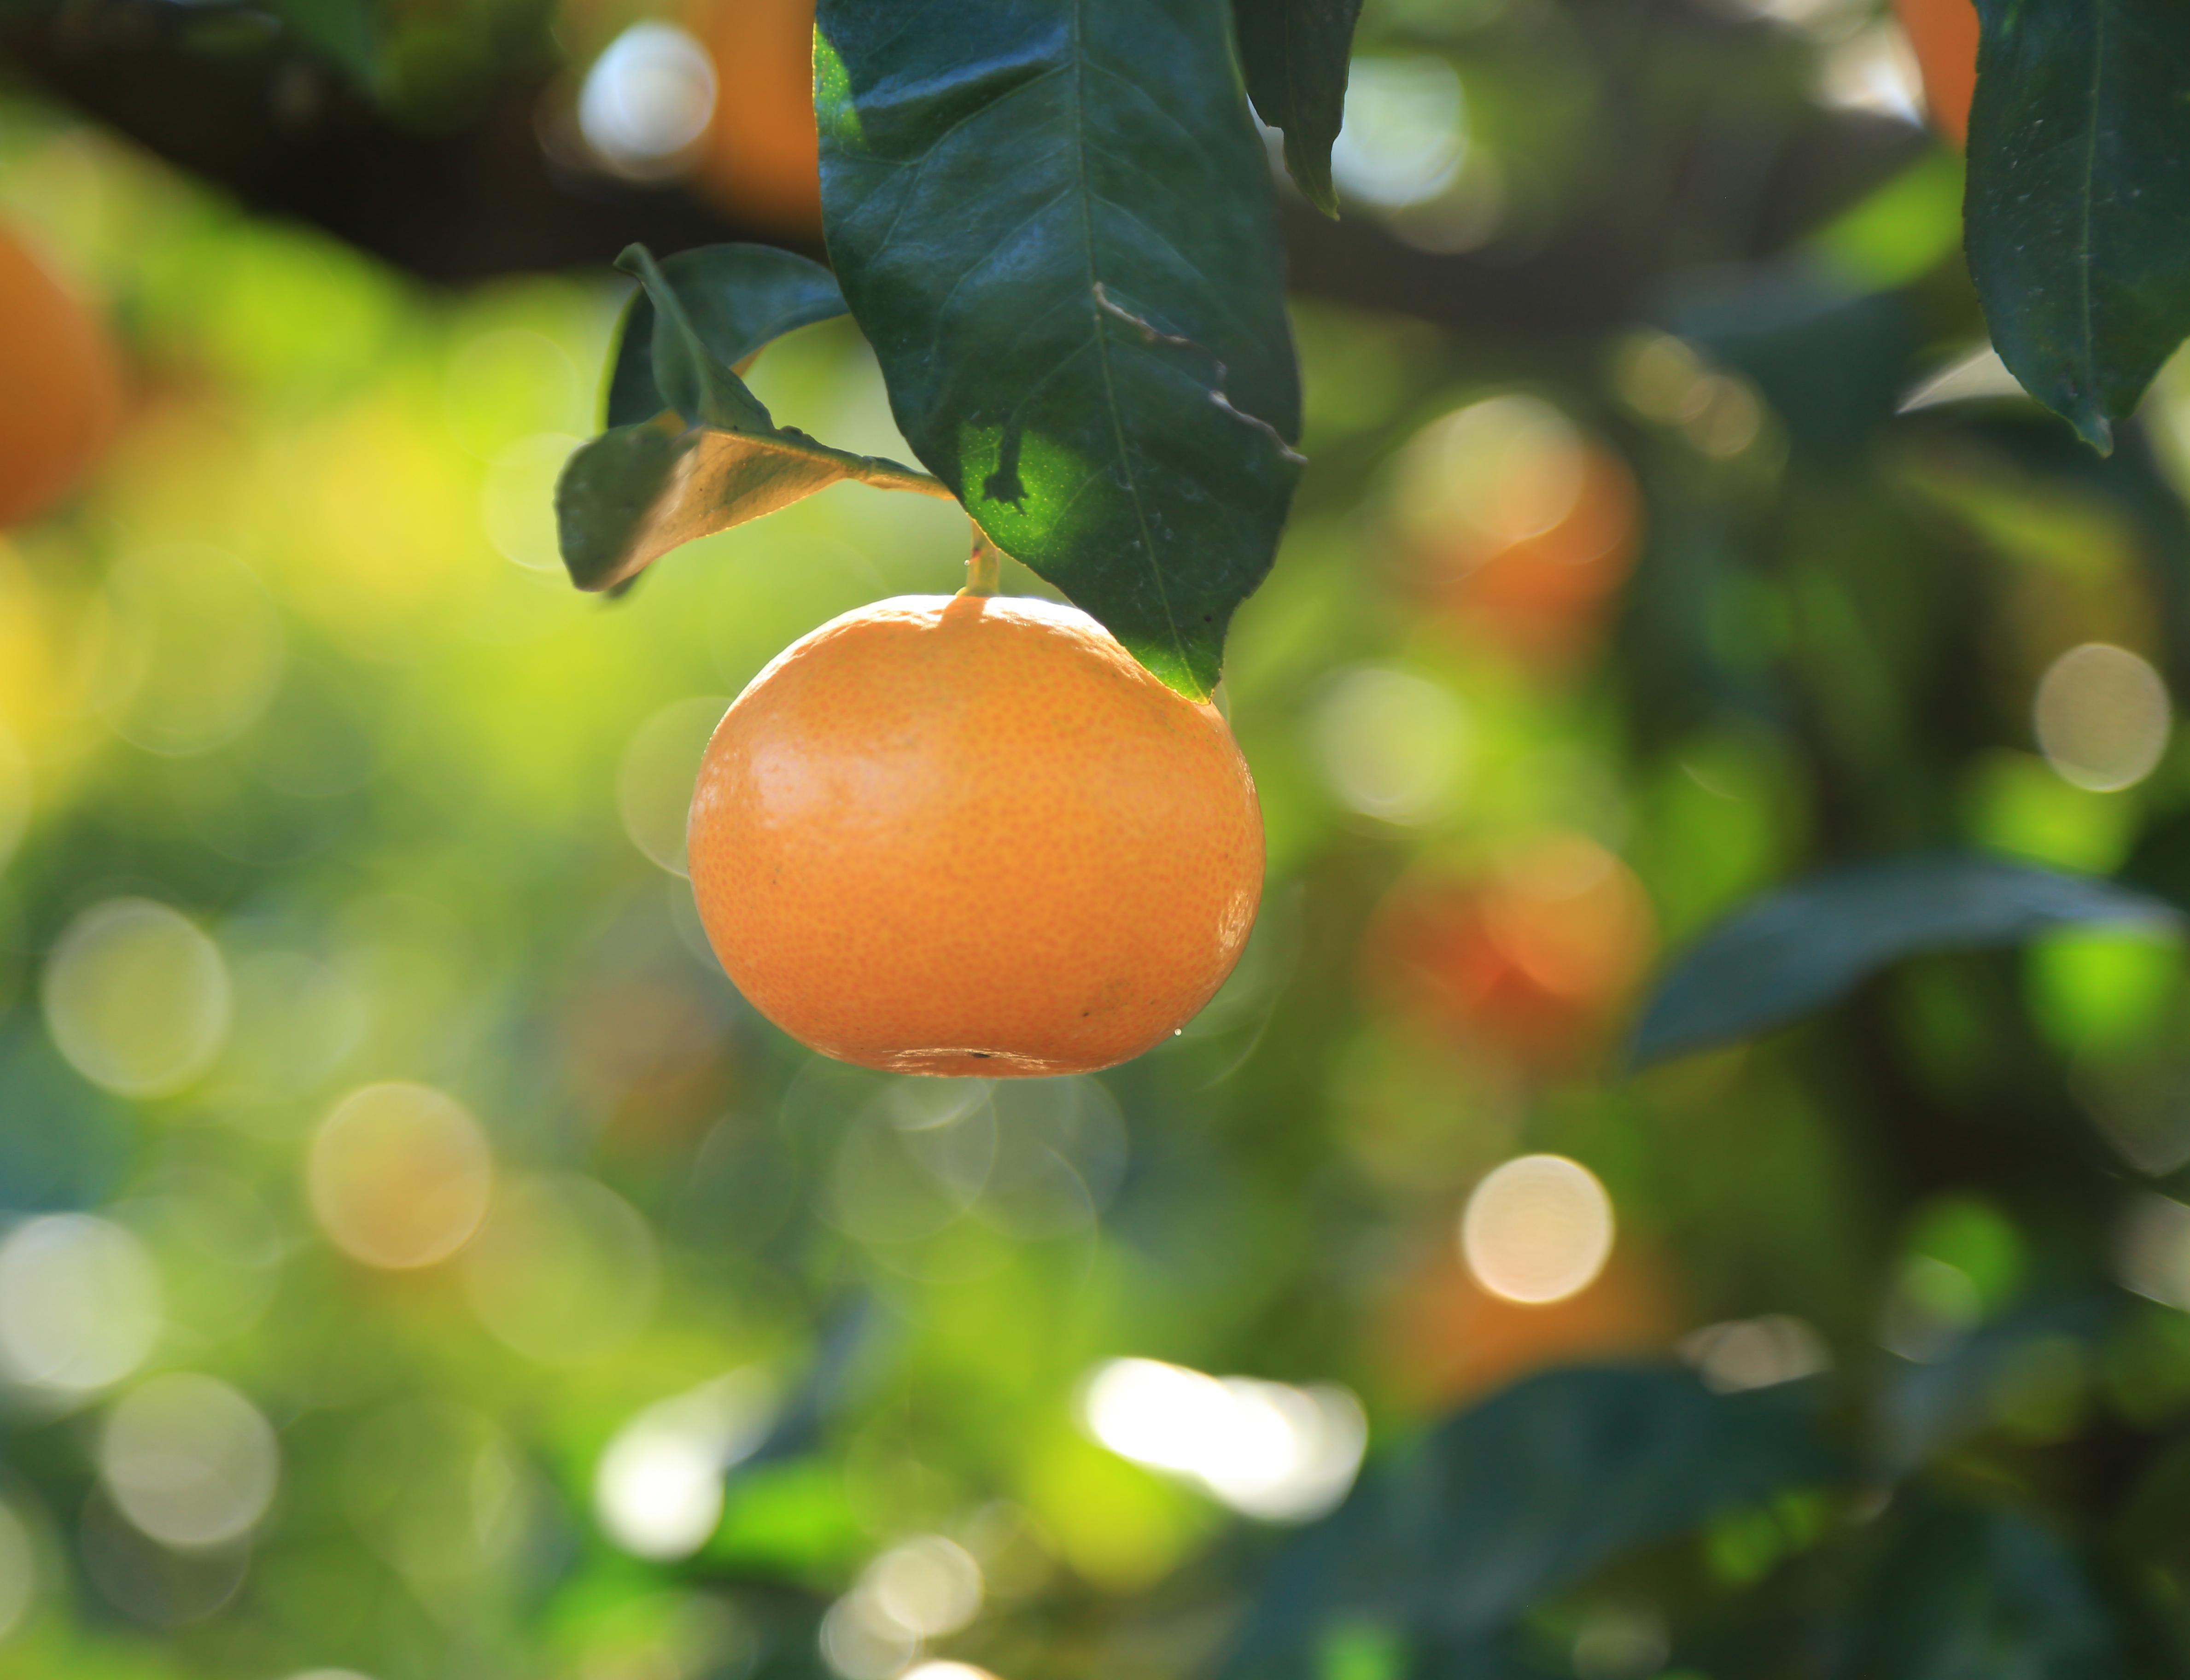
0,1215 -> 161,1397
306,1082 -> 494,1270
1080,1358 -> 1367,1522
41,901 -> 230,1100
1460,1154 -> 1616,1305
2033,642 -> 2172,793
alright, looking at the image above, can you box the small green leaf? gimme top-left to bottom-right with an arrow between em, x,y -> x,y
555,413 -> 941,594
605,244 -> 848,430
1965,0 -> 2190,452
559,245 -> 945,593
1231,0 -> 1362,218
618,245 -> 775,434
814,0 -> 1303,698
1630,854 -> 2181,1068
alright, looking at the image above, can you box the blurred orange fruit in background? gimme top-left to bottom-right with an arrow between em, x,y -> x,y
687,593 -> 1265,1076
687,0 -> 823,238
0,225 -> 124,529
1892,0 -> 1978,147
1378,1240 -> 1678,1409
1389,396 -> 1641,668
1361,834 -> 1656,1074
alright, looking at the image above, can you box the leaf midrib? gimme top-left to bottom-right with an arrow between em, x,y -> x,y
1070,0 -> 1188,673
2074,0 -> 2105,404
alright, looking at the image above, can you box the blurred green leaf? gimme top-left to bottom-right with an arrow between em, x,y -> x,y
556,246 -> 944,592
1220,1368 -> 1840,1678
1231,0 -> 1362,218
261,0 -> 378,84
1631,855 -> 2182,1067
813,0 -> 1303,697
1840,1497 -> 2181,1678
605,245 -> 848,431
1965,0 -> 2190,452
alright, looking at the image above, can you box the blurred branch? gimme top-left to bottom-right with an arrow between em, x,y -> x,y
5,0 -> 1921,326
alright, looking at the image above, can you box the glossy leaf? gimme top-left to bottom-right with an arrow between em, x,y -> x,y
557,246 -> 941,593
1231,0 -> 1362,218
1840,1499 -> 2179,1678
814,0 -> 1303,698
1219,1367 -> 1839,1678
604,244 -> 848,430
1631,855 -> 2181,1068
1965,0 -> 2190,452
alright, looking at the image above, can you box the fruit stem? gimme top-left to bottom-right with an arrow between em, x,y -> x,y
964,529 -> 1002,596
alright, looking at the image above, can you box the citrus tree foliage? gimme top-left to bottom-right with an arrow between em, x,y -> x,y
1964,0 -> 2190,454
18,4 -> 2190,1680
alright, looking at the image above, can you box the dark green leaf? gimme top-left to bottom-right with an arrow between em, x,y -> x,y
1841,1498 -> 2180,1679
1231,0 -> 1362,218
1965,0 -> 2190,452
1630,855 -> 2181,1068
605,244 -> 848,430
814,0 -> 1303,698
1219,1367 -> 1839,1678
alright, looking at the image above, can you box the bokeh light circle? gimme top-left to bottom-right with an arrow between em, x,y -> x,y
2033,642 -> 2172,792
0,1214 -> 162,1395
308,1082 -> 494,1270
461,1174 -> 659,1365
1311,665 -> 1471,825
99,1372 -> 279,1549
1460,1155 -> 1616,1304
42,899 -> 232,1099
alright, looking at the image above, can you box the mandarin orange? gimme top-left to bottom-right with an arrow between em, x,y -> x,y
0,226 -> 124,529
1892,0 -> 1979,147
687,593 -> 1264,1076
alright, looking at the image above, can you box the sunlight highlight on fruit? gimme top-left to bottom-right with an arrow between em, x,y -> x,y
99,1373 -> 278,1549
42,898 -> 232,1098
1079,1358 -> 1366,1522
307,1082 -> 494,1270
1460,1155 -> 1616,1305
0,1215 -> 162,1395
2033,643 -> 2171,793
593,1369 -> 775,1560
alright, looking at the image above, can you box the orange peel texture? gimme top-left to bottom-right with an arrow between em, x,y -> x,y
688,594 -> 1265,1076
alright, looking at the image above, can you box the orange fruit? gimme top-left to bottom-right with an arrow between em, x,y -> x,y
687,594 -> 1265,1076
0,226 -> 124,529
1426,444 -> 1641,667
1378,1240 -> 1677,1409
1361,836 -> 1656,1075
686,0 -> 823,238
1892,0 -> 1978,147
